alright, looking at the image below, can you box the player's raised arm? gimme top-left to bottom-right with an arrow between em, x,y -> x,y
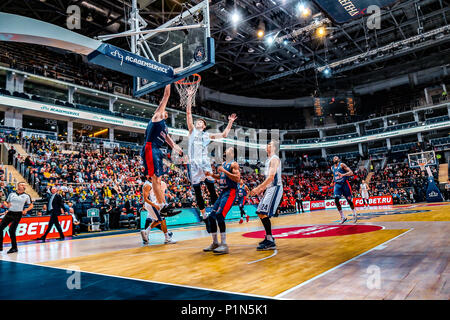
210,114 -> 237,139
339,163 -> 354,178
153,84 -> 171,121
219,162 -> 240,183
250,157 -> 280,196
186,88 -> 195,134
165,134 -> 183,155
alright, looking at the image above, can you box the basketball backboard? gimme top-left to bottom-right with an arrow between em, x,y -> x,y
132,0 -> 214,97
408,150 -> 437,169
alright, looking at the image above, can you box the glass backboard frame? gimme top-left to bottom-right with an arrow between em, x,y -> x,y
408,150 -> 437,169
133,0 -> 214,97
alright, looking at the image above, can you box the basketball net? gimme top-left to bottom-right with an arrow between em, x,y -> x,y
418,158 -> 433,177
174,73 -> 201,108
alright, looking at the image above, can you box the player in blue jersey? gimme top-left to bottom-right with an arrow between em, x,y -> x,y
141,84 -> 182,213
236,179 -> 250,224
203,147 -> 240,254
331,156 -> 358,223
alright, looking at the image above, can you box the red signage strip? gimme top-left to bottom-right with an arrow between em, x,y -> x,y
243,225 -> 383,239
0,215 -> 73,243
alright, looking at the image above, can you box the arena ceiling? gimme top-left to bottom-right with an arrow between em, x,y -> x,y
1,0 -> 450,99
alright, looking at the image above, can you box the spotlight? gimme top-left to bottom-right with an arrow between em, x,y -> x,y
266,35 -> 274,45
316,26 -> 326,38
230,11 -> 241,25
257,20 -> 265,38
225,35 -> 232,41
297,3 -> 311,17
302,7 -> 312,17
322,67 -> 331,77
283,39 -> 288,46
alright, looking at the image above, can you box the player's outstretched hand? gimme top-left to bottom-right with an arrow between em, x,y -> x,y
249,187 -> 261,196
173,144 -> 183,156
228,113 -> 237,122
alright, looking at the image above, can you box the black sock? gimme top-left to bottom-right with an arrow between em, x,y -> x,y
261,217 -> 272,238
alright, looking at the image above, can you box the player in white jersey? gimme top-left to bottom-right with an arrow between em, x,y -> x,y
249,140 -> 283,251
140,177 -> 176,245
360,180 -> 370,208
185,88 -> 237,230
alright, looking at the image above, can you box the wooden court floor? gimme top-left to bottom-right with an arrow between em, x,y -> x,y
1,203 -> 449,299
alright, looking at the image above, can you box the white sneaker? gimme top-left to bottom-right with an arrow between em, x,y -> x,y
213,244 -> 229,254
203,242 -> 219,252
140,230 -> 149,244
164,236 -> 177,244
340,217 -> 348,224
353,213 -> 358,223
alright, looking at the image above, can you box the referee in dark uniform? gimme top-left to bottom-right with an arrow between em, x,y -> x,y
295,190 -> 304,213
37,186 -> 65,242
0,182 -> 33,254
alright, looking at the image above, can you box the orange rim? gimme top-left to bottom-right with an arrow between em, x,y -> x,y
175,73 -> 201,85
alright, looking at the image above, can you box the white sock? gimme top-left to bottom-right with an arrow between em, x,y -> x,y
164,232 -> 169,239
220,232 -> 226,245
339,209 -> 345,219
266,235 -> 274,241
211,232 -> 218,244
145,226 -> 152,233
353,209 -> 357,216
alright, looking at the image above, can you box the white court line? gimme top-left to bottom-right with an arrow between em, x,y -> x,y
248,250 -> 278,265
4,258 -> 276,300
274,228 -> 414,299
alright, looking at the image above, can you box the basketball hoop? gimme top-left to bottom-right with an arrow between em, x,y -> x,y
174,73 -> 201,108
418,158 -> 428,171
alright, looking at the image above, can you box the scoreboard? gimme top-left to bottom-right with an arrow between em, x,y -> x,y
313,96 -> 357,116
312,0 -> 399,24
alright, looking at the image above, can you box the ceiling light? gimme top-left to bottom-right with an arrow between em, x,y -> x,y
316,26 -> 326,38
257,20 -> 265,38
230,11 -> 241,25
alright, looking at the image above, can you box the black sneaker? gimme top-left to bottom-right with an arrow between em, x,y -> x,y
7,248 -> 18,254
164,209 -> 182,217
257,240 -> 276,251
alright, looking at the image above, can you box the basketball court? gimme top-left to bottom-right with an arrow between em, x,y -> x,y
1,202 -> 448,300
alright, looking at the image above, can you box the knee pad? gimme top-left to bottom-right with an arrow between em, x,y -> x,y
193,184 -> 205,210
208,213 -> 217,233
335,197 -> 342,211
205,179 -> 218,203
144,218 -> 152,229
216,214 -> 226,233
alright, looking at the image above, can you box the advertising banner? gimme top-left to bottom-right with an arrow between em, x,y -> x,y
0,215 -> 73,243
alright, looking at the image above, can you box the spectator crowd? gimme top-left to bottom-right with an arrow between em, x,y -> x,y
1,135 -> 442,233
